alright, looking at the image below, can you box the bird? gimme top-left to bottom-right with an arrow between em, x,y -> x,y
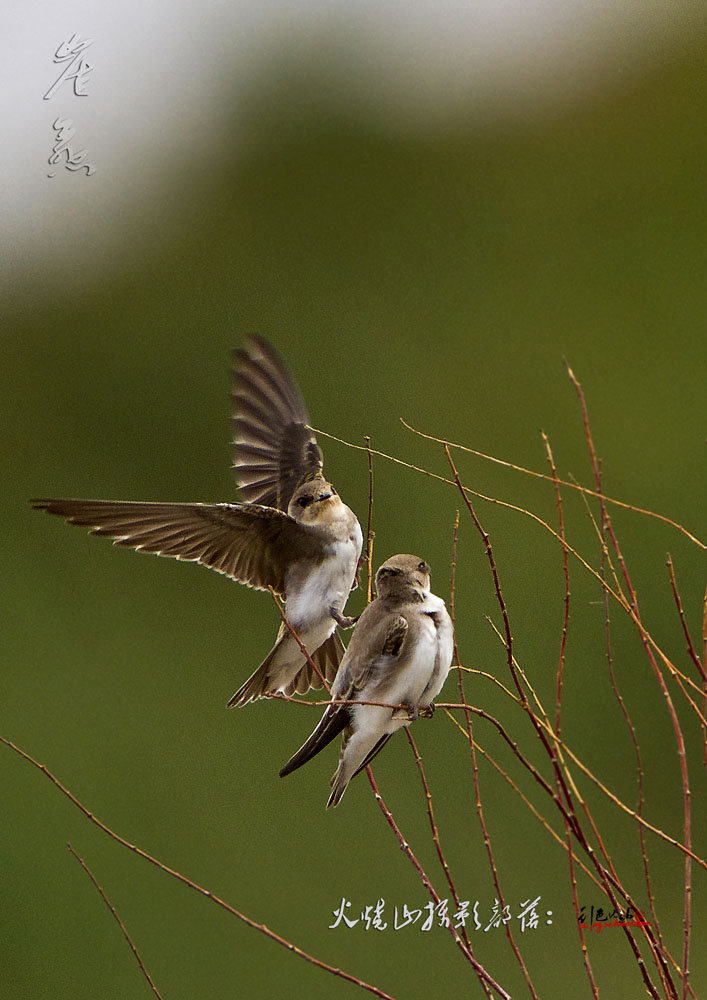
32,336 -> 363,705
279,553 -> 454,807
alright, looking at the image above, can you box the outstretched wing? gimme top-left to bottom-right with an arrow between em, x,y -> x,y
32,498 -> 318,595
232,335 -> 324,510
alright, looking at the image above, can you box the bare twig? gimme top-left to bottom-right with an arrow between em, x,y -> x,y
2,737 -> 396,1000
542,432 -> 571,738
448,439 -> 664,999
567,363 -> 693,1000
442,709 -> 602,889
399,419 -> 704,549
666,555 -> 706,681
445,484 -> 540,1000
269,589 -> 331,694
543,433 -> 598,998
404,729 -> 475,959
365,435 -> 375,606
364,767 -> 510,1000
311,424 -> 693,696
67,843 -> 165,999
600,516 -> 673,996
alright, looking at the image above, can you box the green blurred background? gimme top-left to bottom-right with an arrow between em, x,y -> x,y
2,8 -> 706,999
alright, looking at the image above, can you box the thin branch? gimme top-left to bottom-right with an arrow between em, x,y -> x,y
364,767 -> 510,1000
567,363 -> 693,1000
543,433 -> 598,998
703,587 -> 707,773
449,441 -> 663,1000
600,517 -> 673,997
404,730 -> 476,959
446,494 -> 540,1000
480,617 -> 707,872
445,444 -> 580,835
311,423 -> 691,696
364,435 -> 375,606
275,688 -> 707,872
542,432 -> 570,738
442,709 -> 602,890
2,737 -> 396,1000
666,555 -> 706,681
269,590 -> 331,694
398,420 -> 704,549
67,843 -> 165,1000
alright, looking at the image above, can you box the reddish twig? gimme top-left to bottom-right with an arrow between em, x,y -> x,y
269,589 -> 331,694
442,709 -> 603,890
574,466 -> 673,994
364,435 -> 375,606
404,729 -> 476,962
399,420 -> 704,549
67,843 -> 165,999
604,551 -> 674,996
666,555 -> 706,682
542,432 -> 571,737
445,444 -> 580,832
543,434 -> 599,997
446,503 -> 540,1000
566,831 -> 599,999
449,441 -> 664,999
2,737 -> 396,1000
364,767 -> 510,1000
703,588 -> 707,772
567,363 -> 693,1000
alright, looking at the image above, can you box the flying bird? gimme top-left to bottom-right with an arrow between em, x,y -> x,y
32,336 -> 363,705
279,553 -> 454,807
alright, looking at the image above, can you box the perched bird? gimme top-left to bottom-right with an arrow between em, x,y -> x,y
280,553 -> 454,807
32,336 -> 363,705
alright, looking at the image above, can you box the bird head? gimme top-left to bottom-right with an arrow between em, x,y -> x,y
375,554 -> 431,598
288,478 -> 341,523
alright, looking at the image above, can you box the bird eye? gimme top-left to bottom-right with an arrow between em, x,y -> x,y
298,496 -> 312,508
418,561 -> 426,572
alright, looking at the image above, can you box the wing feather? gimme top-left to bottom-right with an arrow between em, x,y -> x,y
32,498 -> 319,595
231,336 -> 323,510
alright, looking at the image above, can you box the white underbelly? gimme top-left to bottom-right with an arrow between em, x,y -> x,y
285,538 -> 359,629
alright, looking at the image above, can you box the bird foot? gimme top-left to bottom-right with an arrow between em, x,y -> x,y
393,702 -> 418,722
418,703 -> 436,718
330,606 -> 359,629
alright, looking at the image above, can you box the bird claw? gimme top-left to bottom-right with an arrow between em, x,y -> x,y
330,606 -> 359,629
393,702 -> 418,722
419,703 -> 436,718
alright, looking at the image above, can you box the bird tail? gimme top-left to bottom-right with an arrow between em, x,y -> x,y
283,631 -> 344,696
279,707 -> 349,778
227,630 -> 345,708
327,753 -> 356,809
326,731 -> 394,808
227,639 -> 284,708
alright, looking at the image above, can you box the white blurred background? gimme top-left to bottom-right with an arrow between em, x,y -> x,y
3,0 -> 704,300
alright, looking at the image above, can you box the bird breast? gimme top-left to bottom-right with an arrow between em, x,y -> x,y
285,533 -> 360,629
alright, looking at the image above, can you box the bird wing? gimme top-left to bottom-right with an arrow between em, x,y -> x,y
279,703 -> 350,777
332,612 -> 409,701
279,611 -> 409,778
32,498 -> 319,595
231,335 -> 324,510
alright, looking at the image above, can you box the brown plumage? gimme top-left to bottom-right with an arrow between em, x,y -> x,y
32,337 -> 363,704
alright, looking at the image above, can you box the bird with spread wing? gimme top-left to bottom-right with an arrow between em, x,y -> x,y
33,336 -> 363,705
